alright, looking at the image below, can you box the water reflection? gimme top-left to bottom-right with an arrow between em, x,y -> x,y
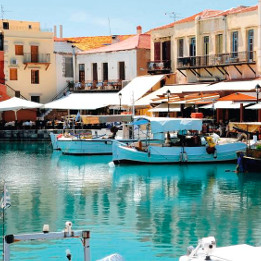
0,143 -> 261,260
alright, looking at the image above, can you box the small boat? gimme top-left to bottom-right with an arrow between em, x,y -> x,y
112,117 -> 247,164
242,147 -> 261,172
55,115 -> 156,155
179,236 -> 261,261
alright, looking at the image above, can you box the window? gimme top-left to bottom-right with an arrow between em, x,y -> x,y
119,62 -> 125,81
3,22 -> 9,30
31,96 -> 40,103
248,29 -> 254,61
232,31 -> 238,57
162,41 -> 171,61
154,42 -> 161,61
15,45 -> 24,55
178,39 -> 184,57
203,36 -> 209,56
31,70 -> 39,84
79,64 -> 85,83
10,68 -> 18,80
64,57 -> 73,78
190,37 -> 196,57
28,25 -> 32,29
215,34 -> 223,55
0,33 -> 3,51
103,63 -> 108,81
92,63 -> 98,82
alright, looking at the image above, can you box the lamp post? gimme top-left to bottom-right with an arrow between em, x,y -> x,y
119,92 -> 122,115
166,89 -> 171,117
255,84 -> 261,121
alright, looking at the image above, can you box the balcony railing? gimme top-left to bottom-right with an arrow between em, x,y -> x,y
23,53 -> 51,63
177,51 -> 256,69
148,60 -> 171,73
71,80 -> 123,92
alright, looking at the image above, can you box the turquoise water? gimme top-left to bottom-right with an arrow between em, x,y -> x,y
0,142 -> 261,260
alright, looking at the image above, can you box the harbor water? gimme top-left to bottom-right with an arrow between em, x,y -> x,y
0,142 -> 261,260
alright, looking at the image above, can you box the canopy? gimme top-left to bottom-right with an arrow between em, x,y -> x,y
44,93 -> 118,110
149,103 -> 181,112
200,101 -> 251,109
81,115 -> 132,125
246,103 -> 261,109
150,117 -> 202,133
118,75 -> 165,106
228,122 -> 261,133
0,97 -> 43,111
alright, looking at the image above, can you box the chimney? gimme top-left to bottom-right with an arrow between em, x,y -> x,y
111,35 -> 119,44
136,25 -> 142,34
54,25 -> 57,38
59,25 -> 63,38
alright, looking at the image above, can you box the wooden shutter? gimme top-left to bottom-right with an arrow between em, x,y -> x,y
10,68 -> 17,80
162,41 -> 171,61
119,62 -> 125,80
31,45 -> 38,62
154,42 -> 160,61
93,63 -> 98,82
15,45 -> 24,55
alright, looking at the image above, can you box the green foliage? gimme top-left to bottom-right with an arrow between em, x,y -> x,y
256,144 -> 261,150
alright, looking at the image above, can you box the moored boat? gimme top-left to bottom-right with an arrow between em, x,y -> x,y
112,117 -> 247,164
179,236 -> 261,261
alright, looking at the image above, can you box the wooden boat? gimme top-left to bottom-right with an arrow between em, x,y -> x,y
112,118 -> 247,164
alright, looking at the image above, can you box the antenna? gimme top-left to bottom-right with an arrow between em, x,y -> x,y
1,5 -> 12,21
108,17 -> 112,36
164,11 -> 182,22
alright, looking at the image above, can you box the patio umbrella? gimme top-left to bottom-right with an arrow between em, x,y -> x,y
0,97 -> 43,120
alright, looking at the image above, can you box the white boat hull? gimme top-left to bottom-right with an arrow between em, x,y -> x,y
112,141 -> 247,164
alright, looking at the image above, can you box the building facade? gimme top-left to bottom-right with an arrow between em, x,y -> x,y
2,20 -> 56,103
149,4 -> 261,84
75,27 -> 151,90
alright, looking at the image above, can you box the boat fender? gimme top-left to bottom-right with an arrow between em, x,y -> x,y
237,133 -> 247,142
179,152 -> 183,162
148,148 -> 151,157
213,149 -> 217,159
183,152 -> 188,162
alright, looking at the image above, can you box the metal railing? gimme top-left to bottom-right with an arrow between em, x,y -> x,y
177,51 -> 256,68
23,53 -> 51,63
147,60 -> 171,72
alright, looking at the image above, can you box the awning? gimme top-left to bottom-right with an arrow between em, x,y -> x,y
200,101 -> 251,109
149,117 -> 202,133
0,97 -> 43,111
44,93 -> 118,110
119,75 -> 165,106
228,122 -> 261,132
135,84 -> 210,106
149,103 -> 181,112
246,103 -> 261,109
218,92 -> 258,101
81,115 -> 132,125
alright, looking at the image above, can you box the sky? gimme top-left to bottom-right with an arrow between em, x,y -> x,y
1,0 -> 259,37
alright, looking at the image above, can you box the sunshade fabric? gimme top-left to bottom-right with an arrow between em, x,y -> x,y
118,75 -> 165,106
200,101 -> 251,109
228,122 -> 261,133
246,103 -> 261,109
44,93 -> 118,110
0,97 -> 43,111
149,103 -> 181,112
81,115 -> 132,125
150,117 -> 202,133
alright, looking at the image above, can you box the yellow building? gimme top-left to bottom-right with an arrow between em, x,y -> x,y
2,20 -> 56,103
150,4 -> 260,83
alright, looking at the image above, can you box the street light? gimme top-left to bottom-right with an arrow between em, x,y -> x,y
255,84 -> 261,121
119,92 -> 122,114
166,89 -> 171,117
255,84 -> 261,103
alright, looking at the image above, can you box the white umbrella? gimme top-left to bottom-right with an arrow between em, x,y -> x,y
0,97 -> 43,120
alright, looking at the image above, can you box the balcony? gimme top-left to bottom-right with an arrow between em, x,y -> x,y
70,80 -> 123,93
177,51 -> 256,69
148,60 -> 171,74
23,53 -> 51,70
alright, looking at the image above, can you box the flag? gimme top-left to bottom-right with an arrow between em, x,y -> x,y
75,111 -> 81,121
0,183 -> 11,210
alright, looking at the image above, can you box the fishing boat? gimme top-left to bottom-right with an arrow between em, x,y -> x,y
112,117 -> 247,164
179,236 -> 261,261
55,115 -> 156,155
